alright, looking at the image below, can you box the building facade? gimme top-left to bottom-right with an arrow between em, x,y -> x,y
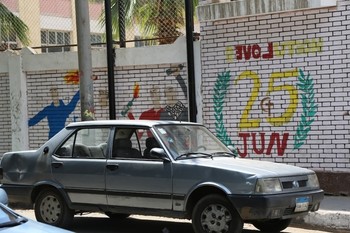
1,0 -> 104,52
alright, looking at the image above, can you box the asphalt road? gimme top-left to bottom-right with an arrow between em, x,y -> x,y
16,210 -> 338,233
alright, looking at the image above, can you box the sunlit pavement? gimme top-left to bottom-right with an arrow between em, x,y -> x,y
15,209 -> 342,233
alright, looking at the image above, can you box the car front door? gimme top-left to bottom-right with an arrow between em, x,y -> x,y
51,127 -> 111,206
105,127 -> 173,210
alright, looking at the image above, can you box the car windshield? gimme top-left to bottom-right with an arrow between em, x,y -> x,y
154,124 -> 233,160
0,204 -> 27,228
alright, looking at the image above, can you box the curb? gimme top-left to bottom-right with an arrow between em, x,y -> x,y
293,210 -> 350,232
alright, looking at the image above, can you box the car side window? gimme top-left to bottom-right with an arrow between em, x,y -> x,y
112,128 -> 159,159
55,128 -> 110,159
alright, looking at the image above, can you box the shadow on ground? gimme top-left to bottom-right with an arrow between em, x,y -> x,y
71,216 -> 261,233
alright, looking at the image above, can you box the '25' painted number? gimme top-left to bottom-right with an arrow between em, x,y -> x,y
235,69 -> 298,129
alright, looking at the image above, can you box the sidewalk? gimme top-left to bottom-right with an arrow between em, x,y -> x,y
294,195 -> 350,232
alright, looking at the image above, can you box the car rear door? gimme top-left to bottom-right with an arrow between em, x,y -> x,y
105,127 -> 173,210
51,127 -> 111,206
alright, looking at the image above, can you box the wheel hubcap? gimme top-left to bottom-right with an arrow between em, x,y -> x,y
39,194 -> 61,223
201,204 -> 232,233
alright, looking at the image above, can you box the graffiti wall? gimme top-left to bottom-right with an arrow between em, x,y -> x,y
199,1 -> 350,172
117,64 -> 188,123
26,63 -> 188,149
27,70 -> 83,148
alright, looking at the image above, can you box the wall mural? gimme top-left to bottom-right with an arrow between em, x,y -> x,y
225,38 -> 323,62
214,68 -> 317,158
28,70 -> 80,139
121,64 -> 189,136
215,38 -> 321,157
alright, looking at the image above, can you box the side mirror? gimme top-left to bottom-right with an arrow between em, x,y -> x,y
150,148 -> 170,161
227,145 -> 237,157
227,145 -> 235,153
0,188 -> 8,206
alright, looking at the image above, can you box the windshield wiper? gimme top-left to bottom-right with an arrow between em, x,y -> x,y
0,216 -> 28,228
211,152 -> 237,158
176,152 -> 213,160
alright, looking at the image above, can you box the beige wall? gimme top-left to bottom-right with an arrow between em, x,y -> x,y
18,0 -> 41,47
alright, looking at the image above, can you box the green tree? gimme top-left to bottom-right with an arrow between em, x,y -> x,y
0,3 -> 30,46
100,0 -> 198,45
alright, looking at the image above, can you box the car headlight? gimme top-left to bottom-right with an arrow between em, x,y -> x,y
255,178 -> 282,194
307,174 -> 320,188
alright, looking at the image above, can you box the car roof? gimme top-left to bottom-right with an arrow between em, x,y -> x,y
66,120 -> 200,129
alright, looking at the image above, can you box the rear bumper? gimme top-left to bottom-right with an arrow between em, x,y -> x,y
228,189 -> 324,221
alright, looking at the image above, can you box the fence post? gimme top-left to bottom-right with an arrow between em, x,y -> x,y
185,0 -> 197,122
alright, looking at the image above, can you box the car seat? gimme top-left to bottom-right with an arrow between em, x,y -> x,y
143,137 -> 160,158
113,138 -> 140,158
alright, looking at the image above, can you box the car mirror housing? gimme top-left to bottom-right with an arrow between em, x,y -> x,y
227,145 -> 235,153
150,148 -> 170,161
0,188 -> 8,206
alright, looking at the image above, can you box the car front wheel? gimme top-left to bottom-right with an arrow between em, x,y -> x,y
34,188 -> 74,228
252,219 -> 292,232
192,194 -> 243,233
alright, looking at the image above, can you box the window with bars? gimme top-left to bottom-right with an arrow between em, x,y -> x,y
91,34 -> 104,48
41,30 -> 71,53
0,30 -> 17,50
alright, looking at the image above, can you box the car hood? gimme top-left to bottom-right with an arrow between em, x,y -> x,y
1,219 -> 73,233
186,157 -> 314,178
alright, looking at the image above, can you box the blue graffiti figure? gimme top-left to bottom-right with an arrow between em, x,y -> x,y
28,88 -> 80,139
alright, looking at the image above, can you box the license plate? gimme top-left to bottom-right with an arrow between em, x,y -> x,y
295,197 -> 309,212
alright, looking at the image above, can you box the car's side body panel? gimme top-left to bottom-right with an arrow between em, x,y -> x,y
105,158 -> 172,210
51,156 -> 107,206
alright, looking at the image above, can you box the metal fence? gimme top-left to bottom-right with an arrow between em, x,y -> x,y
0,0 -> 198,52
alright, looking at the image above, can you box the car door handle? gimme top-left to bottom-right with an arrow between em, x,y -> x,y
51,162 -> 63,168
106,164 -> 119,171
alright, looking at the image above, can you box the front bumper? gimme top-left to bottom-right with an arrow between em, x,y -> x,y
228,189 -> 324,221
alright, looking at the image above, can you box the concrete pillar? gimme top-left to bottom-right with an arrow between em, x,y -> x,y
194,40 -> 203,123
7,50 -> 29,151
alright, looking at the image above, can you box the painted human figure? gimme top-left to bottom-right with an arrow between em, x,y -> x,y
127,85 -> 163,138
28,88 -> 80,139
160,86 -> 188,121
161,64 -> 189,121
127,85 -> 163,121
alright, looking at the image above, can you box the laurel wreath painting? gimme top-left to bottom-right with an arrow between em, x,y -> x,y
213,70 -> 238,156
293,69 -> 318,150
213,69 -> 317,155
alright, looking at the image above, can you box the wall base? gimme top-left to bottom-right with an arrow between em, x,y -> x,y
316,171 -> 350,196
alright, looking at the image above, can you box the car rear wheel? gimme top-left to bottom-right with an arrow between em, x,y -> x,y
192,194 -> 243,233
34,188 -> 74,228
252,219 -> 292,232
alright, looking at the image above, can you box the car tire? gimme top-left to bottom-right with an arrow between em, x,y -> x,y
252,219 -> 292,232
192,194 -> 243,233
34,188 -> 74,228
105,212 -> 130,220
